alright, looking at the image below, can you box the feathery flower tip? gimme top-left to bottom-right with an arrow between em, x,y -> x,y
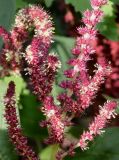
78,100 -> 117,150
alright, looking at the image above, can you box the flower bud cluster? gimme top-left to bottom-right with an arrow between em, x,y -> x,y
4,81 -> 38,160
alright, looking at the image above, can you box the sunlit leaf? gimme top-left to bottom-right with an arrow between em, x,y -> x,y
98,1 -> 119,41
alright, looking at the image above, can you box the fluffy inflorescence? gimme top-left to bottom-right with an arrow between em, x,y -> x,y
0,5 -> 60,101
14,5 -> 60,101
1,4 -> 63,148
59,0 -> 110,112
56,0 -> 117,157
4,81 -> 38,160
78,101 -> 117,150
0,5 -> 62,155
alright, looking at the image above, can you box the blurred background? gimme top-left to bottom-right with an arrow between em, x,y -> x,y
0,0 -> 119,160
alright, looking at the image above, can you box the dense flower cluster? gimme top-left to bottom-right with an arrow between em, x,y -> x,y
17,6 -> 59,101
0,0 -> 118,159
4,81 -> 38,160
0,5 -> 60,101
59,0 -> 111,112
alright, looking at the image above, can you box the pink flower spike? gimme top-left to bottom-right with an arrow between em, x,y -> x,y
80,62 -> 109,110
78,101 -> 117,150
4,81 -> 38,160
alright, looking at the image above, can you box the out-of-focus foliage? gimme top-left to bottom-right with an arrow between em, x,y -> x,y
0,0 -> 15,29
44,0 -> 54,7
65,128 -> 119,160
65,0 -> 91,12
0,131 -> 18,160
53,36 -> 74,74
51,36 -> 74,103
40,144 -> 59,160
0,80 -> 8,130
15,0 -> 27,9
20,92 -> 47,139
0,0 -> 15,48
98,1 -> 119,41
110,0 -> 119,4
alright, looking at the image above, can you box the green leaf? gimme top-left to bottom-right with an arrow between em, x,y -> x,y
51,36 -> 75,101
65,0 -> 91,12
0,130 -> 18,160
98,16 -> 119,41
44,0 -> 54,7
66,127 -> 119,160
15,0 -> 43,9
0,80 -> 8,130
40,144 -> 59,160
110,0 -> 119,5
0,0 -> 15,48
15,0 -> 28,9
98,1 -> 119,41
101,1 -> 114,16
52,35 -> 74,79
20,92 -> 47,139
0,0 -> 15,29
